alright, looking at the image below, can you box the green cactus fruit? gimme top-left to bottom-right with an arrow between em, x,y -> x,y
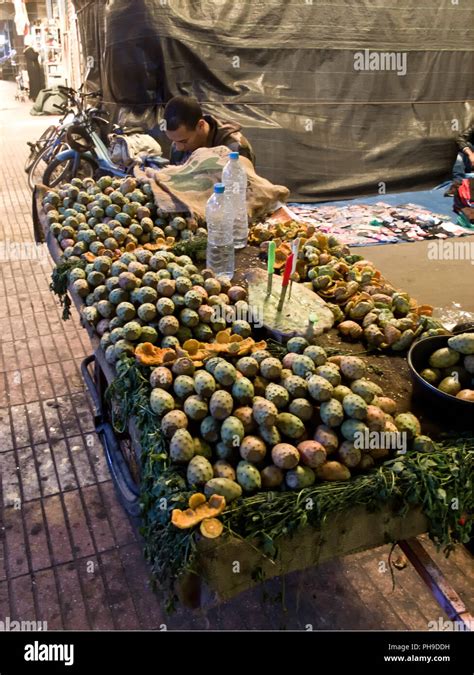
350,379 -> 383,403
252,397 -> 278,427
331,385 -> 352,402
258,424 -> 281,446
428,347 -> 460,369
259,357 -> 283,381
193,370 -> 216,398
183,289 -> 203,310
209,390 -> 234,420
286,337 -> 309,354
172,357 -> 195,376
315,364 -> 341,387
140,326 -> 158,344
158,315 -> 179,336
342,393 -> 368,420
232,320 -> 252,338
261,465 -> 284,488
186,456 -> 214,486
232,406 -> 256,433
109,327 -> 125,344
251,349 -> 272,364
161,410 -> 188,438
161,335 -> 180,349
113,339 -> 135,357
447,333 -> 474,355
394,412 -> 421,439
105,344 -> 116,364
116,302 -> 136,322
291,354 -> 316,378
183,395 -> 208,421
286,465 -> 316,490
239,435 -> 267,463
193,323 -> 214,342
307,375 -> 334,402
169,428 -> 194,463
464,355 -> 474,375
289,398 -> 313,421
271,443 -> 300,469
200,415 -> 221,443
192,438 -> 212,459
236,461 -> 262,493
276,412 -> 305,439
214,361 -> 238,386
420,368 -> 441,386
340,419 -> 369,442
156,297 -> 175,316
235,356 -> 259,378
220,416 -> 245,447
213,460 -> 236,481
412,435 -> 435,453
303,345 -> 327,366
265,383 -> 290,410
282,375 -> 308,399
204,477 -> 242,502
137,303 -> 157,322
172,375 -> 195,399
339,356 -> 366,380
438,374 -> 461,396
150,388 -> 175,417
180,307 -> 199,328
319,399 -> 344,427
232,377 -> 255,404
122,321 -> 142,341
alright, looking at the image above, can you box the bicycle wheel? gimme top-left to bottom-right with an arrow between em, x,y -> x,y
42,154 -> 97,188
28,139 -> 70,190
24,125 -> 56,174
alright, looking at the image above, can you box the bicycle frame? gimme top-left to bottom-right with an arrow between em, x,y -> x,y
53,128 -> 168,178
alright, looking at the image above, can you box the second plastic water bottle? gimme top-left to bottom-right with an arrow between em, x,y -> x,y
222,151 -> 248,249
206,183 -> 235,280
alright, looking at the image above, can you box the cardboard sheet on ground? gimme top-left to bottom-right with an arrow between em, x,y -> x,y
245,268 -> 334,340
134,146 -> 289,221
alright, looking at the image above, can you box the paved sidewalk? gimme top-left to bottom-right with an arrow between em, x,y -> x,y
0,81 -> 472,630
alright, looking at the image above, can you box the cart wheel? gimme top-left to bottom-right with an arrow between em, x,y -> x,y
97,421 -> 141,519
81,356 -> 140,519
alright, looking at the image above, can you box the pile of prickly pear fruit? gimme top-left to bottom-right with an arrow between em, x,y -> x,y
419,333 -> 474,401
259,232 -> 448,351
43,176 -> 206,260
150,336 -> 431,501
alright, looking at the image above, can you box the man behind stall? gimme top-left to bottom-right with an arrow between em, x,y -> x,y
163,95 -> 255,166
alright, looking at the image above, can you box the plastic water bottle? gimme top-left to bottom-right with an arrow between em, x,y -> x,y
206,183 -> 235,279
222,151 -> 248,249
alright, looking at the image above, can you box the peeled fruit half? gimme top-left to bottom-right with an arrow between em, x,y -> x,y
200,517 -> 224,539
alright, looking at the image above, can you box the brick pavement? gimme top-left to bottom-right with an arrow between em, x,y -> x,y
0,81 -> 472,630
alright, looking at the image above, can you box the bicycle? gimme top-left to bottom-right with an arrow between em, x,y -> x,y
25,83 -> 105,190
41,115 -> 168,187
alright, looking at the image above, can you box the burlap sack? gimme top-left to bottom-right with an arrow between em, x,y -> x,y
134,145 -> 289,220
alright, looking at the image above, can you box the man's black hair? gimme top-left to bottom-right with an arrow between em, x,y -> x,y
164,96 -> 203,131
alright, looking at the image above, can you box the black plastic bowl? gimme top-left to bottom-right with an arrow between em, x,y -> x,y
407,332 -> 474,428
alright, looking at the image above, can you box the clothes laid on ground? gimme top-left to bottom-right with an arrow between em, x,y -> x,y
170,114 -> 256,166
285,201 -> 472,247
30,88 -> 68,116
135,145 -> 287,220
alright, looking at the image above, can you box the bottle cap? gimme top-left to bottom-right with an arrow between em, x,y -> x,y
214,183 -> 225,193
229,152 -> 239,160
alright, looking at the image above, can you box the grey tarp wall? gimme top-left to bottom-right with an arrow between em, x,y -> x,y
72,0 -> 474,201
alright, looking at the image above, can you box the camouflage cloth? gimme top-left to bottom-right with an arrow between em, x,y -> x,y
134,145 -> 289,221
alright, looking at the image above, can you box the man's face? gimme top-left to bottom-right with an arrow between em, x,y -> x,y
165,119 -> 207,153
